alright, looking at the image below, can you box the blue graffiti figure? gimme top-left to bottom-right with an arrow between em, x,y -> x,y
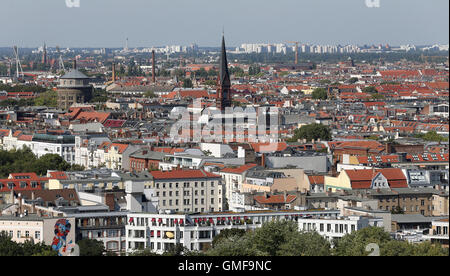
52,219 -> 72,256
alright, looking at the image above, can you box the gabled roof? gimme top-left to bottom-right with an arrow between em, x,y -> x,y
220,163 -> 259,174
254,194 -> 297,204
345,168 -> 408,189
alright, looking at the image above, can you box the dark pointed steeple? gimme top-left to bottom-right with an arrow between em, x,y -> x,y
217,34 -> 232,110
219,35 -> 231,90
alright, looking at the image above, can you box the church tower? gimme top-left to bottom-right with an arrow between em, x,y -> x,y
216,35 -> 232,111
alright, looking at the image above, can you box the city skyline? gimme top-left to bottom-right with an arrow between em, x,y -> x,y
0,0 -> 448,48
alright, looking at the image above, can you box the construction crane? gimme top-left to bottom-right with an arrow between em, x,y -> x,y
56,46 -> 66,72
286,41 -> 300,65
12,46 -> 24,80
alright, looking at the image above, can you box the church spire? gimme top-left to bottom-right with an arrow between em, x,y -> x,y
217,34 -> 231,110
219,35 -> 231,89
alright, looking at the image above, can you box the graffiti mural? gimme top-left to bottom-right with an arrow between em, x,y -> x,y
52,219 -> 73,256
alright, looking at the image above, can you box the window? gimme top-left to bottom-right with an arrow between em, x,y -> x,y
25,231 -> 30,238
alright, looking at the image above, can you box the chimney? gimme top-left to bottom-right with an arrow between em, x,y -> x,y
104,193 -> 115,212
73,59 -> 77,70
112,63 -> 116,82
283,191 -> 287,202
385,143 -> 390,154
18,193 -> 23,214
261,154 -> 266,168
152,50 -> 156,83
10,188 -> 14,204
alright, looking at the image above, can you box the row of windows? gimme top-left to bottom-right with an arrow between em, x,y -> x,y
1,230 -> 40,240
157,189 -> 220,198
379,197 -> 430,203
156,181 -> 217,189
303,223 -> 356,234
161,197 -> 219,207
0,182 -> 40,189
379,205 -> 431,212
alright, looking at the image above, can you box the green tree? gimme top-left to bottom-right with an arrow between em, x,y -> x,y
34,91 -> 58,107
277,231 -> 331,256
414,131 -> 448,142
332,227 -> 392,256
212,229 -> 246,248
391,206 -> 404,214
206,233 -> 265,256
33,154 -> 71,175
249,220 -> 298,256
129,248 -> 160,256
371,93 -> 385,100
288,123 -> 332,142
144,90 -> 156,98
362,86 -> 378,93
183,78 -> 193,88
0,232 -> 56,256
348,77 -> 359,84
77,239 -> 105,256
311,88 -> 328,100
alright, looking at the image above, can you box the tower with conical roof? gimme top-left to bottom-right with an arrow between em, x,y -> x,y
57,62 -> 93,110
216,35 -> 232,111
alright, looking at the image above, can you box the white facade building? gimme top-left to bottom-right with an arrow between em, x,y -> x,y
125,209 -> 342,254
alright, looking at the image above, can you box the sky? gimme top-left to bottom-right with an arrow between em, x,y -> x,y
1,0 -> 448,48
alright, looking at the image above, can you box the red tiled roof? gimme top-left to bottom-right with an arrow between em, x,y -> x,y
254,194 -> 297,204
107,143 -> 129,154
103,119 -> 126,128
150,169 -> 221,180
308,175 -> 325,185
251,142 -> 288,153
345,168 -> 407,189
220,164 -> 258,174
48,171 -> 69,180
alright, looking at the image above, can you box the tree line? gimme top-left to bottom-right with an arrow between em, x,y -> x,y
0,147 -> 84,178
129,221 -> 449,256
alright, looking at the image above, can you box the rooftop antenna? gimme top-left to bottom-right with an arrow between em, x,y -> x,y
13,46 -> 24,80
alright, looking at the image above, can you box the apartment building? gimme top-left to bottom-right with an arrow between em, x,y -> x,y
150,169 -> 224,213
125,209 -> 341,254
0,215 -> 76,246
423,218 -> 449,248
68,211 -> 128,254
297,216 -> 383,242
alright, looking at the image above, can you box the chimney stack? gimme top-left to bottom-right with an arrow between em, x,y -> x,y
18,193 -> 23,214
112,63 -> 116,82
152,50 -> 156,83
73,59 -> 77,70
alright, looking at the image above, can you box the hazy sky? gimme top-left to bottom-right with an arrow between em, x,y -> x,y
1,0 -> 448,48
